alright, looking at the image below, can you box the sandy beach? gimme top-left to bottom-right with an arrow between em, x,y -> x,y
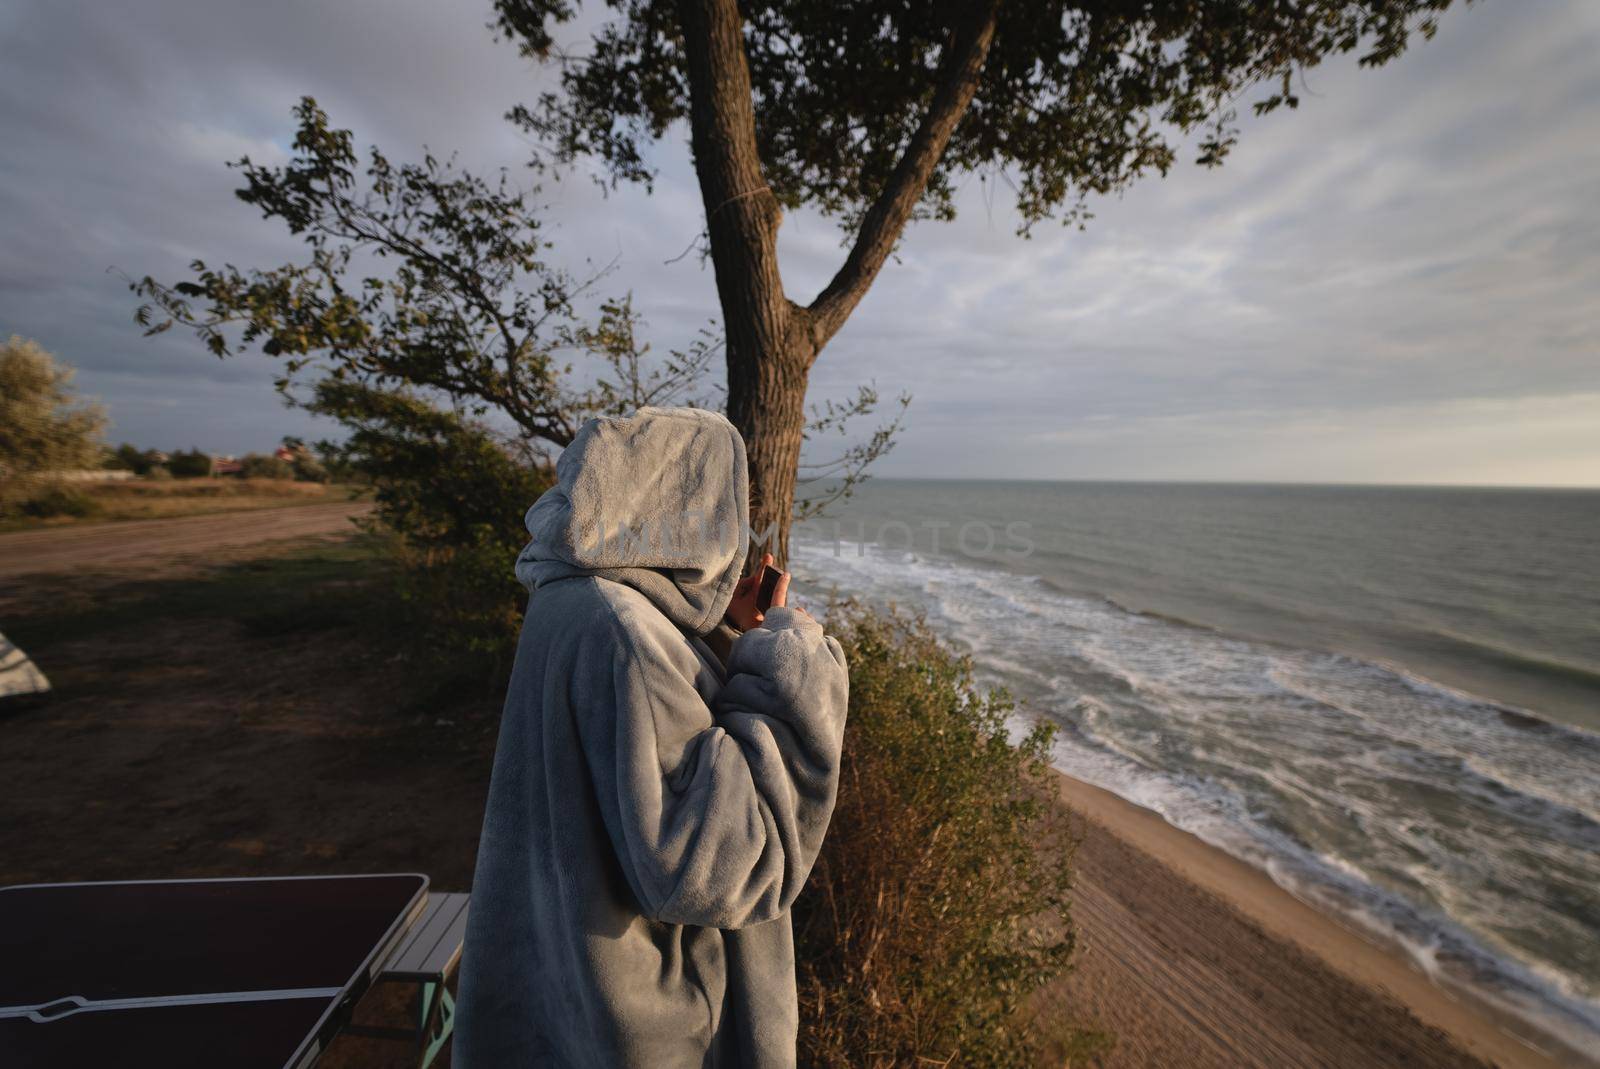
1043,770 -> 1581,1069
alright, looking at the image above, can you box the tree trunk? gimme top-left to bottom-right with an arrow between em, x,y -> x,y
677,0 -> 812,568
726,331 -> 810,565
676,0 -> 1000,568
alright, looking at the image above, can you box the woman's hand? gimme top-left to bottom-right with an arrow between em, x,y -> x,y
724,553 -> 790,632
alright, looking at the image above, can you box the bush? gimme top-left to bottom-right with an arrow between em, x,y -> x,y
312,380 -> 550,687
104,443 -> 165,474
383,526 -> 535,685
167,448 -> 213,478
794,607 -> 1079,1069
9,482 -> 103,520
239,453 -> 295,480
291,452 -> 328,483
311,443 -> 365,485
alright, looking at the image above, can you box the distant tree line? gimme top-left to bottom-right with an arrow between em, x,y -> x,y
0,333 -> 354,523
102,440 -> 333,483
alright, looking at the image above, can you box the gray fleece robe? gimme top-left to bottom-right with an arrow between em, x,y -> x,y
456,407 -> 849,1069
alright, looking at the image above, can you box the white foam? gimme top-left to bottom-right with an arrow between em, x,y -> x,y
793,535 -> 1600,1054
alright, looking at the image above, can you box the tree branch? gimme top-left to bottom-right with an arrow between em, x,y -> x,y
806,2 -> 1001,352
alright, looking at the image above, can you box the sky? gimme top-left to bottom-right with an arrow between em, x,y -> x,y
1,0 -> 1597,486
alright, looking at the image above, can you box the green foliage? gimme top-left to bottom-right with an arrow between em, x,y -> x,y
309,442 -> 364,485
569,295 -> 725,414
0,336 -> 107,509
134,98 -> 627,450
499,0 -> 1464,231
291,454 -> 329,483
239,453 -> 296,480
12,484 -> 103,521
129,100 -> 744,678
795,606 -> 1078,1068
313,379 -> 552,681
167,448 -> 214,478
134,101 -> 737,454
796,384 -> 910,521
104,443 -> 166,475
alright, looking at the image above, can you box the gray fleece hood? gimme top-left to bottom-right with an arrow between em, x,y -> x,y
515,407 -> 750,634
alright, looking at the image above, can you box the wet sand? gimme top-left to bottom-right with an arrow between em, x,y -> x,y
1044,770 -> 1578,1068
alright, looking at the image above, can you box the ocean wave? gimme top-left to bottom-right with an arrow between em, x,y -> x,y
792,534 -> 1600,1057
1419,627 -> 1600,691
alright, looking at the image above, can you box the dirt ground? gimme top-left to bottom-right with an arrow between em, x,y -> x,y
0,477 -> 362,534
0,499 -> 371,579
0,535 -> 488,1067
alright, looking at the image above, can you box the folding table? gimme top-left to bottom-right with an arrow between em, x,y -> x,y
0,873 -> 467,1069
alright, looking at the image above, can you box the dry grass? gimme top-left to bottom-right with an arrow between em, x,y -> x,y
2,478 -> 362,529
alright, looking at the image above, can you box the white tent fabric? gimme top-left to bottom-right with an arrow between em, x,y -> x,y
0,630 -> 50,698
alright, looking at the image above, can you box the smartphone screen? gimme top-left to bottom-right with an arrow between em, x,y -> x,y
756,565 -> 782,611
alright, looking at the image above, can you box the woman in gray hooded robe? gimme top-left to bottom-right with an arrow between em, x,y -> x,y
455,406 -> 849,1068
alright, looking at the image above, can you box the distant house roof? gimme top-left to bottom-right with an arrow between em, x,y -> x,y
212,459 -> 244,475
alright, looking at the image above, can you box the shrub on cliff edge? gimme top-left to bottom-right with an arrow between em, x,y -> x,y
796,606 -> 1080,1068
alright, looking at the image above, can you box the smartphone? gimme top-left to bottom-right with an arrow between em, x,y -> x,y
755,565 -> 783,612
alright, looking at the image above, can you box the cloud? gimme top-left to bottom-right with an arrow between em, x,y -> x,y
1017,391 -> 1600,487
0,0 -> 1595,484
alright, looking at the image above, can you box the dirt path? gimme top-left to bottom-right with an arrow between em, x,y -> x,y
0,502 -> 372,579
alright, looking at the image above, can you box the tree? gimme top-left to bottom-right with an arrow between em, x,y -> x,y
239,453 -> 296,479
134,99 -> 611,449
133,99 -> 727,455
105,443 -> 166,475
133,103 -> 749,665
135,101 -> 904,541
312,379 -> 556,675
493,0 -> 1468,562
0,335 -> 107,491
167,448 -> 215,478
291,452 -> 329,483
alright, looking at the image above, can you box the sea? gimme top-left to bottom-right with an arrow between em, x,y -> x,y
786,479 -> 1600,1059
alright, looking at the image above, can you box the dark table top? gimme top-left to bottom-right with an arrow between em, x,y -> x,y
0,874 -> 428,1069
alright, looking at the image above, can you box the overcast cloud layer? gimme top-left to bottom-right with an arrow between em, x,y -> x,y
2,0 -> 1596,485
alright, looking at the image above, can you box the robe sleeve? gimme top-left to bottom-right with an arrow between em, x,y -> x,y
581,605 -> 848,929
